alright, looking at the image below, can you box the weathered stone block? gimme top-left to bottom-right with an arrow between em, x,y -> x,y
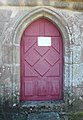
81,47 -> 83,63
13,46 -> 20,64
2,44 -> 13,64
72,46 -> 81,63
0,65 -> 11,84
0,43 -> 2,64
6,0 -> 20,6
72,64 -> 83,86
73,86 -> 83,98
64,64 -> 70,87
24,0 -> 37,5
64,50 -> 72,64
0,85 -> 4,104
28,112 -> 60,120
0,10 -> 11,22
0,22 -> 5,36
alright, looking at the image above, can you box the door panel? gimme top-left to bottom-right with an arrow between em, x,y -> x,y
20,18 -> 63,101
45,21 -> 60,36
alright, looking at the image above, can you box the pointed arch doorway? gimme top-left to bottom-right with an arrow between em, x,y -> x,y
20,18 -> 63,101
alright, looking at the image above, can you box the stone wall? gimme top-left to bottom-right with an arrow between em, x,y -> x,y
0,0 -> 83,11
0,5 -> 83,114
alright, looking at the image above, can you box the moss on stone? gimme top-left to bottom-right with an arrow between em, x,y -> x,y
70,112 -> 83,120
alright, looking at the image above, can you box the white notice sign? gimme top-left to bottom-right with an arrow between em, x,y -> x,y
38,37 -> 51,46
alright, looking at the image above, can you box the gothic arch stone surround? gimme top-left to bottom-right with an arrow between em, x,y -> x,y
12,6 -> 70,105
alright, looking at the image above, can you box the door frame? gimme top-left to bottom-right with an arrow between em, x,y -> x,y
12,7 -> 70,106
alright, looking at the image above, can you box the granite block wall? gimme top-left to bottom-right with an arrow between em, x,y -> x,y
0,4 -> 83,113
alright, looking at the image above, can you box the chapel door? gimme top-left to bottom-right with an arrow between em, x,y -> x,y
20,18 -> 63,101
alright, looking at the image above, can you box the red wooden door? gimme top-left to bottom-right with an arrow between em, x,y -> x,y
20,18 -> 63,101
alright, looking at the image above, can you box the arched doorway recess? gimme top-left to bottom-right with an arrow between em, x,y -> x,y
20,18 -> 64,101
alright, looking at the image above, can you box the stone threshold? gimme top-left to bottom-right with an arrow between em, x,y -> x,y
0,105 -> 68,120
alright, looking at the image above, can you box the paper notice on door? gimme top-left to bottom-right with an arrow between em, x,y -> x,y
38,37 -> 51,46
